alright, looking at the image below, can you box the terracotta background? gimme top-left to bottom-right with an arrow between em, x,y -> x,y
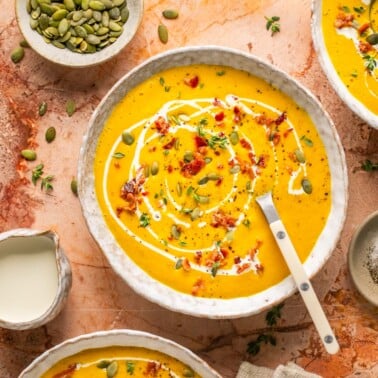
0,1 -> 377,377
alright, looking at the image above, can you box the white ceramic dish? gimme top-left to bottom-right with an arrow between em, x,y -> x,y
15,0 -> 143,68
78,46 -> 348,319
19,329 -> 221,377
312,0 -> 378,129
348,211 -> 378,306
0,228 -> 72,330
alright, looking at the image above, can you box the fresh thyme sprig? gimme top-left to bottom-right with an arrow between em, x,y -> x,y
31,163 -> 54,192
361,159 -> 378,171
265,16 -> 281,36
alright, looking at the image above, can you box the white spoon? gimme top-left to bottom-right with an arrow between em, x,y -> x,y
256,192 -> 340,354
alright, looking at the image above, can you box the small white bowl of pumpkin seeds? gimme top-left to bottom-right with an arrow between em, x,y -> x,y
15,0 -> 143,67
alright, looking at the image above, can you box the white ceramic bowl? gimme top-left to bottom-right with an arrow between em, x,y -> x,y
348,211 -> 378,307
312,0 -> 378,129
15,0 -> 143,67
0,228 -> 72,330
19,329 -> 221,377
78,46 -> 348,319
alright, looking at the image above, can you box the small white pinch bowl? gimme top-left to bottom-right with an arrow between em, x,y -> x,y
19,329 -> 222,377
0,228 -> 72,330
348,211 -> 378,307
15,0 -> 143,67
78,46 -> 348,319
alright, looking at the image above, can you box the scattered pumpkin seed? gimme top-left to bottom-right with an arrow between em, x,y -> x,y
96,360 -> 111,369
196,195 -> 210,204
229,165 -> 241,174
11,46 -> 24,63
38,101 -> 48,116
294,149 -> 306,164
301,178 -> 313,194
162,9 -> 179,19
190,207 -> 201,221
229,131 -> 239,145
367,33 -> 378,45
151,161 -> 159,175
183,151 -> 193,163
21,149 -> 37,161
19,39 -> 30,48
183,368 -> 195,378
70,178 -> 78,196
122,131 -> 134,145
66,99 -> 76,116
171,225 -> 181,239
45,126 -> 56,143
106,361 -> 118,378
158,24 -> 168,44
198,176 -> 209,185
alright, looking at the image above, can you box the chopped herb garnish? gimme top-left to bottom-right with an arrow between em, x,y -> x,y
216,70 -> 226,76
112,152 -> 125,159
353,6 -> 365,14
351,70 -> 358,78
247,334 -> 277,356
363,54 -> 377,72
211,261 -> 221,277
242,219 -> 251,228
341,6 -> 350,13
361,159 -> 378,171
159,77 -> 165,86
208,134 -> 228,149
164,86 -> 171,92
266,303 -> 284,326
32,163 -> 44,185
186,185 -> 194,196
139,213 -> 150,227
265,16 -> 280,36
126,361 -> 135,374
199,118 -> 208,126
41,175 -> 54,192
300,135 -> 314,147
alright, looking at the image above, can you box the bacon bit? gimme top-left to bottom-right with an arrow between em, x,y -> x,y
256,154 -> 268,168
182,258 -> 191,272
248,151 -> 257,164
145,361 -> 161,376
249,240 -> 263,260
167,164 -> 174,173
240,138 -> 252,150
286,166 -> 294,175
268,130 -> 281,145
275,111 -> 287,125
52,364 -> 77,378
233,106 -> 242,123
191,278 -> 205,296
234,256 -> 241,264
334,12 -> 354,28
235,156 -> 255,178
181,153 -> 206,177
358,22 -> 370,35
163,137 -> 177,149
205,250 -> 225,267
215,177 -> 223,186
215,111 -> 225,122
194,251 -> 202,264
184,75 -> 199,88
283,127 -> 293,138
359,40 -> 372,53
256,264 -> 264,274
220,247 -> 229,258
114,162 -> 120,169
288,152 -> 297,162
211,209 -> 236,229
237,263 -> 251,274
195,135 -> 208,149
213,97 -> 223,107
120,175 -> 145,213
148,146 -> 157,152
255,113 -> 274,126
154,116 -> 170,135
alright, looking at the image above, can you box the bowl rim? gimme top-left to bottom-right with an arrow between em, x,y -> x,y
14,0 -> 144,68
18,329 -> 222,377
311,0 -> 378,129
348,210 -> 378,307
78,45 -> 348,319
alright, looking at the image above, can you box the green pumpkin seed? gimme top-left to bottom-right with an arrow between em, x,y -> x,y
52,9 -> 68,20
11,47 -> 24,63
198,176 -> 209,185
83,23 -> 94,34
20,39 -> 30,48
63,0 -> 76,11
120,7 -> 129,22
52,40 -> 65,48
30,18 -> 39,29
196,195 -> 210,204
58,31 -> 72,42
101,10 -> 110,26
75,25 -> 87,37
45,126 -> 56,143
92,10 -> 102,21
31,8 -> 41,19
86,33 -> 101,44
106,361 -> 118,378
83,9 -> 93,18
294,149 -> 306,164
113,0 -> 125,6
100,0 -> 113,9
158,24 -> 168,44
31,0 -> 38,10
37,101 -> 47,116
109,20 -> 121,31
81,0 -> 90,10
162,9 -> 179,19
367,33 -> 378,45
21,149 -> 37,161
207,172 -> 220,181
66,99 -> 76,116
72,10 -> 83,21
151,161 -> 159,175
229,131 -> 239,145
301,178 -> 312,194
89,0 -> 105,11
183,151 -> 193,163
183,368 -> 195,378
38,13 -> 50,29
96,360 -> 111,369
58,18 -> 70,36
109,7 -> 120,19
229,165 -> 241,174
39,3 -> 54,16
144,164 -> 150,177
70,178 -> 78,196
190,207 -> 201,221
85,43 -> 96,52
96,26 -> 109,35
171,225 -> 181,239
122,131 -> 134,145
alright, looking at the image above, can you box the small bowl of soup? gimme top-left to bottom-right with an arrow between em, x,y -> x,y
19,329 -> 221,377
78,46 -> 348,318
0,228 -> 72,330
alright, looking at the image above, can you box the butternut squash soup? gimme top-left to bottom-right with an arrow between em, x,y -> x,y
94,64 -> 331,299
41,346 -> 200,378
321,0 -> 378,115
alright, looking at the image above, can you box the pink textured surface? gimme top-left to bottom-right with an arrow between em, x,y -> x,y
0,1 -> 377,377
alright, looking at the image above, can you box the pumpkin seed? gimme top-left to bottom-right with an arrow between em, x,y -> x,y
367,33 -> 378,45
21,149 -> 37,161
183,368 -> 195,377
101,10 -> 110,26
106,361 -> 118,378
63,0 -> 76,11
38,13 -> 50,29
207,172 -> 220,181
86,33 -> 101,44
144,164 -> 150,177
158,24 -> 168,44
113,0 -> 125,6
96,360 -> 111,369
171,225 -> 181,239
120,7 -> 129,22
52,9 -> 68,21
162,9 -> 179,20
11,47 -> 24,63
151,161 -> 159,175
75,25 -> 87,37
229,165 -> 241,174
122,131 -> 134,145
229,131 -> 239,145
66,99 -> 76,116
196,195 -> 210,204
100,0 -> 113,9
301,178 -> 312,194
198,176 -> 209,185
38,101 -> 48,116
176,182 -> 182,196
109,7 -> 120,19
190,207 -> 201,221
89,0 -> 105,11
45,126 -> 56,143
109,20 -> 122,31
70,178 -> 78,196
81,0 -> 89,10
294,149 -> 306,164
183,151 -> 193,163
52,40 -> 65,48
20,39 -> 30,48
58,18 -> 70,36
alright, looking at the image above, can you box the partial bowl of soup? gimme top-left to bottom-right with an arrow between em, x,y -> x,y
78,46 -> 348,318
19,329 -> 221,377
312,0 -> 378,129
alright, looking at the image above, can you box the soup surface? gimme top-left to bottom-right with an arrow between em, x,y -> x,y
94,64 -> 331,298
41,346 -> 200,377
322,0 -> 378,115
